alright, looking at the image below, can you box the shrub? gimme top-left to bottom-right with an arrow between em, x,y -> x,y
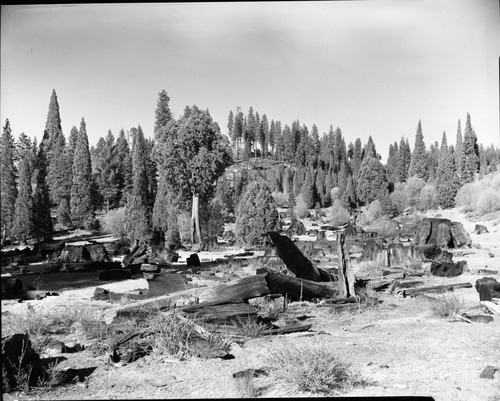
431,294 -> 465,318
405,177 -> 426,208
455,183 -> 478,213
418,184 -> 438,211
101,207 -> 127,239
272,191 -> 288,208
389,184 -> 409,214
477,188 -> 500,215
367,200 -> 384,220
236,180 -> 279,247
266,342 -> 367,395
329,200 -> 350,226
330,187 -> 340,201
235,316 -> 271,338
294,193 -> 309,218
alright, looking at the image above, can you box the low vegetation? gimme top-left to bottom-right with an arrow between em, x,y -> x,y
266,342 -> 368,395
431,294 -> 466,319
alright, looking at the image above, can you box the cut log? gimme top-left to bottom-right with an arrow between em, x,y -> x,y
471,269 -> 498,275
403,282 -> 473,297
122,243 -> 148,267
337,233 -> 355,298
268,232 -> 334,282
264,268 -> 339,301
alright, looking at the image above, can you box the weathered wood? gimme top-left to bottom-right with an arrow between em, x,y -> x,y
322,297 -> 357,304
268,232 -> 334,282
262,323 -> 313,335
474,224 -> 489,235
450,222 -> 472,248
110,274 -> 271,320
264,268 -> 339,301
430,260 -> 467,277
480,301 -> 500,315
471,269 -> 498,275
122,243 -> 148,267
337,233 -> 355,298
181,302 -> 259,324
403,282 -> 473,297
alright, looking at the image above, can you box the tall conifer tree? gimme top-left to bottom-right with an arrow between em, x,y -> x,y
12,154 -> 33,240
436,132 -> 460,208
1,120 -> 17,242
408,120 -> 428,180
460,113 -> 480,184
70,118 -> 94,228
32,135 -> 53,242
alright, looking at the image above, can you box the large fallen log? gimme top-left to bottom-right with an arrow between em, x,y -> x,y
181,302 -> 259,324
402,282 -> 473,297
108,274 -> 271,320
268,232 -> 335,282
263,268 -> 339,301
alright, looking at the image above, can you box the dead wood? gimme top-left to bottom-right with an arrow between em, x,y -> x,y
262,323 -> 313,335
268,232 -> 335,282
338,233 -> 356,298
263,268 -> 339,301
402,282 -> 473,297
181,302 -> 259,324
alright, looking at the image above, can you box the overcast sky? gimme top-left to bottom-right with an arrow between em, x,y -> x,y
1,1 -> 498,160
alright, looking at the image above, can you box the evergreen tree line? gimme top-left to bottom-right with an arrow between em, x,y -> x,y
226,107 -> 500,217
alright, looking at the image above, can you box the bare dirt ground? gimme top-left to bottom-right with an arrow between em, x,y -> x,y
3,208 -> 500,400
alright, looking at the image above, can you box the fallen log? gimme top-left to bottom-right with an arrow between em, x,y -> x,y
480,301 -> 500,315
264,268 -> 339,301
403,282 -> 473,297
109,274 -> 271,320
268,232 -> 335,282
471,269 -> 498,275
181,302 -> 259,324
262,323 -> 313,335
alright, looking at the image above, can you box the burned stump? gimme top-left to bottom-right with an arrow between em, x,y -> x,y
430,260 -> 467,277
475,277 -> 500,301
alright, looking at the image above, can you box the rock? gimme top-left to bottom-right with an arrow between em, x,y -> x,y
474,224 -> 489,234
475,277 -> 500,301
479,365 -> 498,379
187,253 -> 201,267
2,334 -> 46,392
430,260 -> 467,277
98,269 -> 132,281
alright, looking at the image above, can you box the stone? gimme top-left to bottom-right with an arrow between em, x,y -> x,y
479,365 -> 498,379
92,287 -> 110,301
430,260 -> 467,277
474,224 -> 489,235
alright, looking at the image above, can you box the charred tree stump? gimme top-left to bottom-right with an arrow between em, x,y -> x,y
268,232 -> 334,282
475,277 -> 500,301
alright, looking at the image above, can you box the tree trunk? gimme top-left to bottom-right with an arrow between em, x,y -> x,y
337,233 -> 355,298
191,194 -> 202,244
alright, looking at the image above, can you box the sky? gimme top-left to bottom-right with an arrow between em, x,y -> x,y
1,0 -> 499,161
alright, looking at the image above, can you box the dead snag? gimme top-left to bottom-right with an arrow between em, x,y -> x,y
338,233 -> 355,298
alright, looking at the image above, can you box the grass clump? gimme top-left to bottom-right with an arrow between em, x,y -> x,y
266,342 -> 368,395
234,370 -> 259,398
431,293 -> 466,318
235,316 -> 271,338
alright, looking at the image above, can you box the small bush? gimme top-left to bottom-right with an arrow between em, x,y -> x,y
272,191 -> 288,208
266,342 -> 367,395
329,200 -> 350,226
455,183 -> 479,213
405,177 -> 426,208
235,316 -> 271,338
431,294 -> 466,318
418,184 -> 438,211
389,185 -> 409,214
330,187 -> 340,201
234,370 -> 259,398
101,207 -> 127,238
294,193 -> 309,218
477,188 -> 500,215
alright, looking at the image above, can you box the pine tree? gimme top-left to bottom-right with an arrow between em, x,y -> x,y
1,120 -> 18,242
235,180 -> 278,247
12,153 -> 33,241
455,119 -> 463,182
259,114 -> 269,157
386,142 -> 399,183
70,118 -> 94,228
460,113 -> 480,184
364,136 -> 377,159
31,138 -> 53,242
436,132 -> 460,208
352,138 -> 363,181
301,166 -> 316,209
14,132 -> 33,172
408,121 -> 428,180
357,156 -> 388,205
49,133 -> 72,226
398,137 -> 411,182
125,126 -> 151,244
116,129 -> 133,205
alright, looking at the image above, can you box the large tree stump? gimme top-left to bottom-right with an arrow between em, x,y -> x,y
268,232 -> 334,282
475,277 -> 500,301
451,222 -> 472,248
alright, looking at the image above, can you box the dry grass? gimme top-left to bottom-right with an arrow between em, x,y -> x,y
431,293 -> 466,319
234,315 -> 272,338
266,341 -> 369,395
234,370 -> 259,398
